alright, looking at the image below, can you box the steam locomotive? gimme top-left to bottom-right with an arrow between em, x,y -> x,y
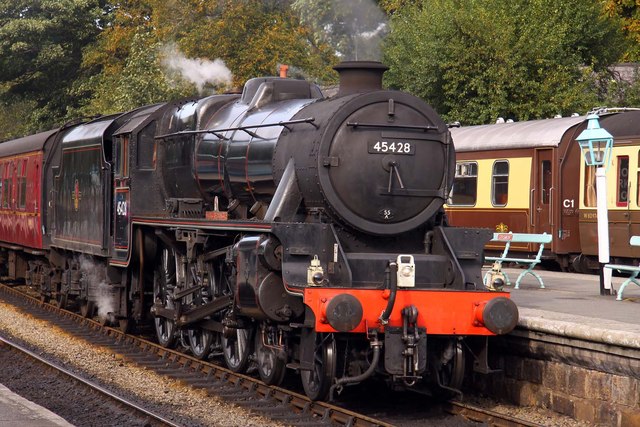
0,61 -> 518,400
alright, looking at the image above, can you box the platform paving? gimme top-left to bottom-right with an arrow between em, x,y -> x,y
493,267 -> 640,345
0,384 -> 74,427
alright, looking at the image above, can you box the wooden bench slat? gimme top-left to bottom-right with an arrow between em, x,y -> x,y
496,258 -> 540,264
492,232 -> 552,244
604,264 -> 640,271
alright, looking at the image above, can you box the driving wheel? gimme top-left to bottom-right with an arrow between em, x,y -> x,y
222,326 -> 252,373
301,332 -> 336,401
255,324 -> 286,386
153,246 -> 178,348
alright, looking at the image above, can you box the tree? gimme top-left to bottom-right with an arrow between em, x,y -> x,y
0,98 -> 37,141
604,0 -> 640,61
0,0 -> 105,132
383,0 -> 626,125
177,1 -> 337,87
78,0 -> 338,115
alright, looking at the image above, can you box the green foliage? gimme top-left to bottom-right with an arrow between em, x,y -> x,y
0,0 -> 104,131
177,1 -> 337,87
78,0 -> 338,114
0,99 -> 38,141
76,29 -> 193,115
1,0 -> 637,135
604,0 -> 640,61
383,0 -> 626,125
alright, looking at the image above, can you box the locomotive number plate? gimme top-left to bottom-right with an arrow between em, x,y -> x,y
368,140 -> 415,155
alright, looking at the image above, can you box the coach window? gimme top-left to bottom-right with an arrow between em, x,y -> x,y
492,160 -> 509,206
449,162 -> 478,205
584,165 -> 597,207
3,162 -> 13,209
541,160 -> 552,204
637,152 -> 640,206
617,155 -> 629,207
17,159 -> 27,210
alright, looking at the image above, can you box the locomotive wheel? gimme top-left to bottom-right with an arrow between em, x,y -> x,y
187,328 -> 214,360
436,340 -> 465,392
79,299 -> 95,318
54,292 -> 68,310
301,332 -> 336,401
255,325 -> 286,386
153,247 -> 178,348
222,327 -> 253,373
118,319 -> 130,334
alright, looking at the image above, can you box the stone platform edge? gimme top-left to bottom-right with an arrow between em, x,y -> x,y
517,308 -> 640,349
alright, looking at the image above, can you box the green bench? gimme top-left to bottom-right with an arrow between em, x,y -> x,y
604,236 -> 640,301
483,232 -> 552,290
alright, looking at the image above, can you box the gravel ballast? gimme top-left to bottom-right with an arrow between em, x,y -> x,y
0,301 -> 280,427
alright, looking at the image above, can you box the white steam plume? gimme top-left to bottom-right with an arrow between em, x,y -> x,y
161,43 -> 233,92
79,257 -> 114,322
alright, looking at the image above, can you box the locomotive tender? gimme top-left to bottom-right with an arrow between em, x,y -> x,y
0,61 -> 518,400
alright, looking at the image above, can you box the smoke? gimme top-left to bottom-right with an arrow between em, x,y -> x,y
161,43 -> 233,92
79,257 -> 113,322
293,0 -> 388,61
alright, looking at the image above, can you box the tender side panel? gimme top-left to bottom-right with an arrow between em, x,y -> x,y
53,145 -> 105,251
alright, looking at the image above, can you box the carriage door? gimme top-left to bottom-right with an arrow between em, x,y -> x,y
113,134 -> 131,260
534,149 -> 553,236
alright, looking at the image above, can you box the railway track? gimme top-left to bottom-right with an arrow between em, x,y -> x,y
443,402 -> 545,427
0,334 -> 180,427
0,283 -> 543,427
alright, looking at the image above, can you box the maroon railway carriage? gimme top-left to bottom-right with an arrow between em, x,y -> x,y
0,130 -> 62,253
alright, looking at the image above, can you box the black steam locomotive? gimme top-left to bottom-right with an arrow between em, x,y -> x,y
2,61 -> 517,401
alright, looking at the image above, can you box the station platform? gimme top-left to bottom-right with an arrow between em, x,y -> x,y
0,384 -> 73,427
491,267 -> 640,344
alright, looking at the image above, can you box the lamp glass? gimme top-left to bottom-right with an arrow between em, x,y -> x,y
576,115 -> 613,167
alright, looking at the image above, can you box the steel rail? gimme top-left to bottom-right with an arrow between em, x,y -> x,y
0,284 -> 392,427
0,334 -> 182,427
443,401 -> 546,427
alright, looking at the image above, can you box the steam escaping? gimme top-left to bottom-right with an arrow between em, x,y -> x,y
161,43 -> 233,92
96,282 -> 115,322
79,257 -> 113,322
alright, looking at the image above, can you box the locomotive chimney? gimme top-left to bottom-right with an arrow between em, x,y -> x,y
334,61 -> 389,96
279,64 -> 289,78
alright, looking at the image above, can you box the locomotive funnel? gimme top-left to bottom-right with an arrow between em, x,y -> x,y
334,61 -> 388,96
